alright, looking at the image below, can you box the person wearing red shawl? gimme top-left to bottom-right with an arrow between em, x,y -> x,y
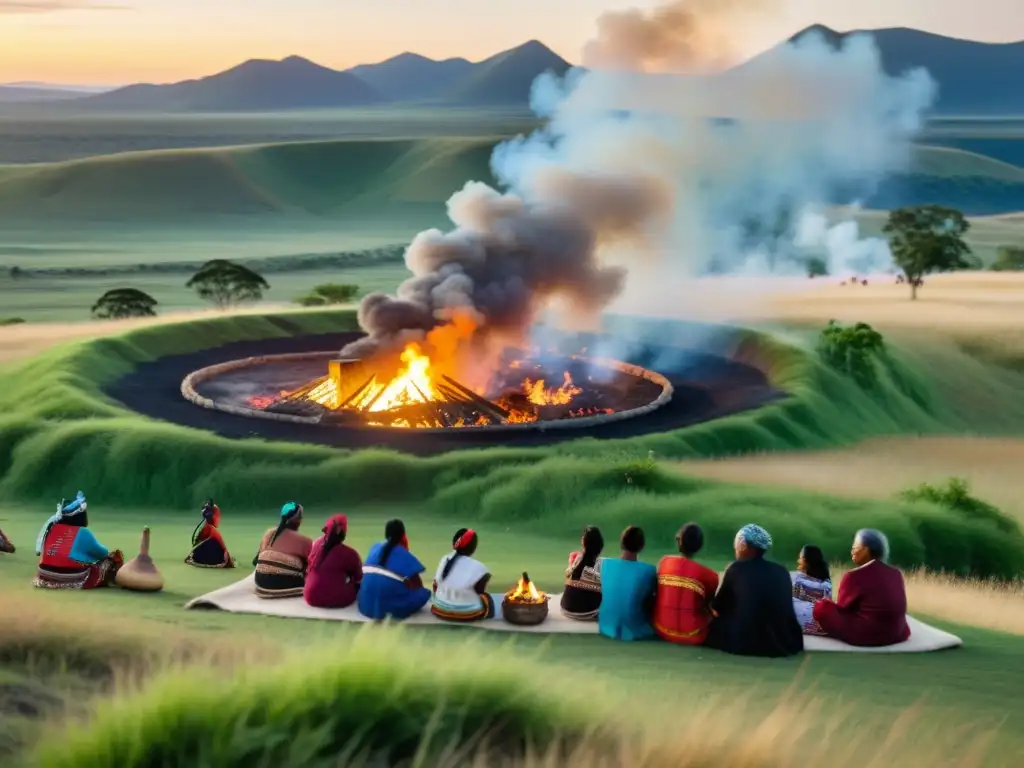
34,491 -> 124,589
653,523 -> 720,645
185,500 -> 235,568
304,514 -> 363,609
813,528 -> 911,647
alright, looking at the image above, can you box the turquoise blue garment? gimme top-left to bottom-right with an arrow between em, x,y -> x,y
68,527 -> 109,565
598,558 -> 657,641
358,542 -> 431,620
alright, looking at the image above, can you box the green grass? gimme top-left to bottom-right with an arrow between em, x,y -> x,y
1,310 -> 1024,576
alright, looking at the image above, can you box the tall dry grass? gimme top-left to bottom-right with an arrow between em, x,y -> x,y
904,570 -> 1024,636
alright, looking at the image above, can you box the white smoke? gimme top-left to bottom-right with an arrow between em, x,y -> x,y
351,0 -> 936,359
794,207 -> 895,277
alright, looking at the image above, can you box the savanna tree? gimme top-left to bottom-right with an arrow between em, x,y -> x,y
186,259 -> 269,308
91,288 -> 158,319
883,205 -> 975,299
817,319 -> 885,387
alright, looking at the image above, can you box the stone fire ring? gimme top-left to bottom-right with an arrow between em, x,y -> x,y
181,351 -> 673,434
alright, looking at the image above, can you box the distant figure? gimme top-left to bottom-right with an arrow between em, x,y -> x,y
358,519 -> 430,620
813,529 -> 911,647
653,523 -> 719,645
185,500 -> 235,568
432,528 -> 495,622
253,502 -> 312,599
791,545 -> 832,636
560,525 -> 605,621
0,526 -> 14,554
598,526 -> 657,642
304,514 -> 362,609
34,491 -> 124,589
706,524 -> 804,658
861,279 -> 868,286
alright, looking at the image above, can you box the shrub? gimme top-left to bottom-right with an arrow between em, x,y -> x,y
990,245 -> 1024,272
294,283 -> 360,306
0,317 -> 26,326
91,288 -> 158,319
900,478 -> 1019,535
816,320 -> 886,387
806,256 -> 828,277
293,293 -> 328,307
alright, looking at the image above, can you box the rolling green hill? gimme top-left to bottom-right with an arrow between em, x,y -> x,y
0,138 -> 1023,224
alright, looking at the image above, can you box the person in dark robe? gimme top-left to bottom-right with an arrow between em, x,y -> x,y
813,529 -> 911,647
304,514 -> 362,609
185,500 -> 235,568
706,524 -> 804,658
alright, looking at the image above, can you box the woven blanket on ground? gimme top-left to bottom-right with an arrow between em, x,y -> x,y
185,573 -> 963,652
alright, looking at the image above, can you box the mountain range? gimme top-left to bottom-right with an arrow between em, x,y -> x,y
5,26 -> 1023,114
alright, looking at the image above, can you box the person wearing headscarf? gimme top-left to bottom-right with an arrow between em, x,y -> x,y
560,525 -> 605,621
705,524 -> 804,657
33,492 -> 124,589
253,501 -> 312,599
653,523 -> 720,645
185,499 -> 235,568
304,514 -> 363,609
431,528 -> 495,622
598,526 -> 658,642
357,519 -> 431,620
813,529 -> 911,647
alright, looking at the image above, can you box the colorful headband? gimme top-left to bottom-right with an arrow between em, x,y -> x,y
454,529 -> 476,550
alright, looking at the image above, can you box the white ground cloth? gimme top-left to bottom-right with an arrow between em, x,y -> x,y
186,573 -> 963,652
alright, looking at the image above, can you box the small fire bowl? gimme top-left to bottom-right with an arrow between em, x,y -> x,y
501,596 -> 550,626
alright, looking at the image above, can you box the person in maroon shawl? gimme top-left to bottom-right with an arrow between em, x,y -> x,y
813,528 -> 911,647
304,514 -> 363,609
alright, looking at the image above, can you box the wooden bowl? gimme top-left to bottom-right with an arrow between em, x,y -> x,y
501,596 -> 549,626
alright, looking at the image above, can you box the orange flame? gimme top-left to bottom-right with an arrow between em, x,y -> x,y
522,371 -> 582,405
505,572 -> 546,603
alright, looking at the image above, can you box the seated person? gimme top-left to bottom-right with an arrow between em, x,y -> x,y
653,523 -> 719,645
253,502 -> 312,599
813,529 -> 911,647
185,499 -> 235,568
431,528 -> 495,622
34,492 -> 124,589
706,524 -> 804,657
791,545 -> 832,636
358,519 -> 431,620
304,514 -> 363,609
0,526 -> 14,554
560,525 -> 605,621
598,526 -> 657,641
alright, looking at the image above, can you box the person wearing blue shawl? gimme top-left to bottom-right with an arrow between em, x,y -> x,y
706,524 -> 804,658
33,492 -> 124,589
358,519 -> 431,620
598,526 -> 658,641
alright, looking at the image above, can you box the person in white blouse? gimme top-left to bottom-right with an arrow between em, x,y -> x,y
431,528 -> 495,622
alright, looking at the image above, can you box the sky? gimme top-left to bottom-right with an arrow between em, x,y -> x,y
1,0 -> 1023,86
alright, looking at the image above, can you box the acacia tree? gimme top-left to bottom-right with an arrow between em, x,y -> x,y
91,288 -> 158,319
882,205 -> 975,299
186,259 -> 269,309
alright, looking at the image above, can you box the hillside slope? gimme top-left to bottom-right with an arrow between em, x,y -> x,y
347,53 -> 474,101
0,139 -> 1021,223
440,40 -> 571,106
784,26 -> 1024,115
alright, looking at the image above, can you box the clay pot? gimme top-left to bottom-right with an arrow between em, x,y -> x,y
116,526 -> 164,592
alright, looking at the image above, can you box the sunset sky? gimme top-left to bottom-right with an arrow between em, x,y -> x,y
2,0 -> 1022,86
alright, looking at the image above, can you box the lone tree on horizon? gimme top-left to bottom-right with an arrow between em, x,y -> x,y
883,205 -> 975,300
91,288 -> 158,319
186,259 -> 269,309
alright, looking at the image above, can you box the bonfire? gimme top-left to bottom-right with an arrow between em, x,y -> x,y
501,572 -> 549,626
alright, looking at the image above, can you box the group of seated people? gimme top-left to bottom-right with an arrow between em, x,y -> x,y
246,502 -> 912,654
570,521 -> 911,655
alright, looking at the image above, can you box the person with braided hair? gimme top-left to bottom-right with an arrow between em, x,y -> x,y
253,502 -> 312,599
185,500 -> 234,568
357,519 -> 431,620
304,514 -> 362,609
431,528 -> 495,622
560,525 -> 605,621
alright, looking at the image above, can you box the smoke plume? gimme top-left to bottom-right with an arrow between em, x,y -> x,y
346,0 -> 936,363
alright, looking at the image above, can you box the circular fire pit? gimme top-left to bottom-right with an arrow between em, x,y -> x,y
181,344 -> 673,434
501,573 -> 550,626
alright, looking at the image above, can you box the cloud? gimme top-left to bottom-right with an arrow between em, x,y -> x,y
0,1 -> 128,12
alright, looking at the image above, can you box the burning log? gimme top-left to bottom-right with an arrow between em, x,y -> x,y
441,375 -> 511,421
338,374 -> 376,408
